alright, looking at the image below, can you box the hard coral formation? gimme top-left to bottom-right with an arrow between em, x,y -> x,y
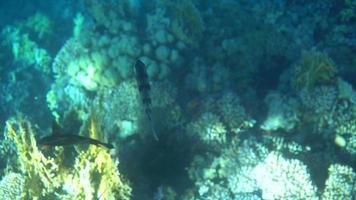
184,58 -> 232,94
52,3 -> 187,92
60,119 -> 131,199
22,12 -> 53,39
186,138 -> 247,198
187,112 -> 227,146
253,152 -> 318,200
187,136 -> 321,200
333,101 -> 356,154
261,92 -> 300,132
322,164 -> 355,200
93,80 -> 141,139
159,0 -> 204,46
293,50 -> 337,90
0,172 -> 25,200
4,118 -> 131,199
2,26 -> 52,73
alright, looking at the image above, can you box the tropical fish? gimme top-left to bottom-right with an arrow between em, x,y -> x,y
38,134 -> 114,149
38,122 -> 113,149
134,59 -> 159,140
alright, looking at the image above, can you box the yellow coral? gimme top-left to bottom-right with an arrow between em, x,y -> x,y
61,118 -> 131,199
5,118 -> 63,198
5,117 -> 131,200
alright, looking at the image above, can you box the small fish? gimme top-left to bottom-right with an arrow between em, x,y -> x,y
38,121 -> 113,149
38,134 -> 114,149
134,59 -> 159,140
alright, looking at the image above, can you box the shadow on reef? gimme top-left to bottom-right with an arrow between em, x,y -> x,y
119,126 -> 195,200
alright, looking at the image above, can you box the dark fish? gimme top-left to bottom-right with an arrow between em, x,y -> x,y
38,134 -> 114,149
38,122 -> 113,149
134,59 -> 159,140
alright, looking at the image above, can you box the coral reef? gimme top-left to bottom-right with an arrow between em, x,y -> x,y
187,112 -> 227,147
3,117 -> 131,199
93,80 -> 141,139
261,92 -> 300,132
322,164 -> 355,200
253,152 -> 318,200
2,26 -> 52,73
21,12 -> 53,39
158,0 -> 204,46
0,1 -> 355,199
333,101 -> 356,155
186,135 -> 320,200
298,85 -> 337,132
292,50 -> 337,91
0,172 -> 25,199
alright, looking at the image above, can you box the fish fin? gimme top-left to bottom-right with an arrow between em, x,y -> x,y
99,142 -> 114,149
149,121 -> 159,141
52,121 -> 62,135
90,138 -> 114,149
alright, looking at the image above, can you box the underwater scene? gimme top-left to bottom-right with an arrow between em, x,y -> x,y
0,0 -> 355,199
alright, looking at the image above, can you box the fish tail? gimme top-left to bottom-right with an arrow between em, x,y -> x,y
90,139 -> 114,149
145,108 -> 158,140
150,123 -> 159,141
100,142 -> 114,149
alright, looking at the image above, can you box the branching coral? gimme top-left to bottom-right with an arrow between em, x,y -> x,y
0,172 -> 25,199
2,26 -> 52,73
252,152 -> 319,200
298,85 -> 338,132
93,80 -> 141,139
5,118 -> 62,198
21,12 -> 53,39
187,135 -> 322,200
333,101 -> 356,155
187,112 -> 227,147
215,93 -> 255,134
59,118 -> 131,199
4,117 -> 131,199
198,92 -> 255,134
322,164 -> 355,200
293,50 -> 337,90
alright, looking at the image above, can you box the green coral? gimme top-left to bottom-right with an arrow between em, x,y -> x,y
73,13 -> 85,38
293,50 -> 337,91
2,26 -> 52,73
4,117 -> 131,199
22,12 -> 53,39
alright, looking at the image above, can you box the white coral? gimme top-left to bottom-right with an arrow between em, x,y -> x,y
322,164 -> 355,200
252,152 -> 319,200
0,173 -> 25,199
188,112 -> 227,145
